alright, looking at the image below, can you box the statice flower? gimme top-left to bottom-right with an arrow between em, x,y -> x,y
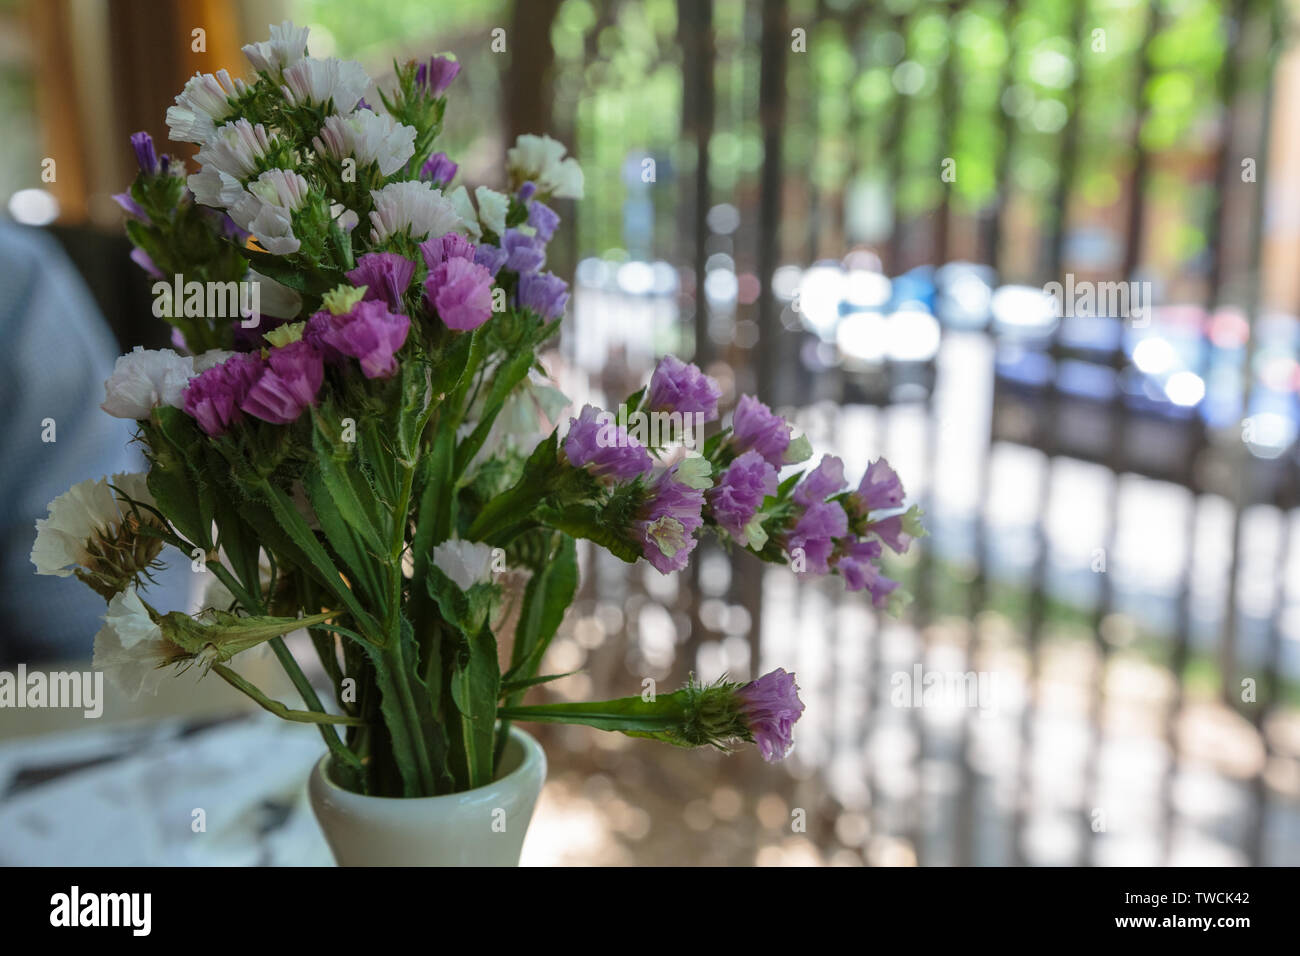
506,133 -> 584,199
346,252 -> 416,312
503,229 -> 545,273
420,152 -> 458,188
706,449 -> 778,546
563,405 -> 653,483
101,347 -> 194,419
527,201 -> 560,241
229,168 -> 311,255
736,668 -> 805,762
419,232 -> 475,267
113,192 -> 147,220
312,299 -> 410,379
730,395 -> 794,467
369,181 -> 464,243
836,539 -> 899,608
518,271 -> 569,319
280,57 -> 369,112
166,70 -> 247,144
852,458 -> 905,513
189,119 -> 278,207
475,187 -> 509,236
786,500 -> 848,575
92,586 -> 187,697
240,340 -> 323,425
130,248 -> 163,279
183,352 -> 264,436
242,20 -> 310,76
30,473 -> 158,583
130,131 -> 159,174
631,465 -> 705,574
647,355 -> 721,421
792,454 -> 846,507
867,504 -> 926,555
415,55 -> 461,96
313,109 -> 416,177
425,256 -> 494,331
474,244 -> 508,277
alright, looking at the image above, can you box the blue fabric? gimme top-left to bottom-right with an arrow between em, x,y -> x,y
0,224 -> 190,666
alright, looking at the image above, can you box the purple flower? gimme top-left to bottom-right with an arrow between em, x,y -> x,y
503,229 -> 546,274
518,271 -> 569,319
313,300 -> 411,379
112,192 -> 147,220
415,55 -> 460,96
420,151 -> 458,188
527,201 -> 560,241
867,514 -> 912,554
130,131 -> 159,174
737,668 -> 805,762
420,232 -> 476,268
706,449 -> 777,543
793,454 -> 846,507
516,181 -> 537,202
786,500 -> 848,575
239,340 -> 324,425
632,465 -> 705,574
731,395 -> 792,467
130,248 -> 163,279
855,458 -> 904,512
647,355 -> 721,421
426,256 -> 494,331
563,404 -> 653,483
474,244 -> 508,277
836,539 -> 899,608
183,352 -> 264,436
346,252 -> 416,312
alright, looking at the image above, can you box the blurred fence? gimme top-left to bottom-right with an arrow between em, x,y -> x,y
518,0 -> 1300,865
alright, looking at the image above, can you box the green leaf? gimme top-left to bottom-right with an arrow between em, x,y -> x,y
309,415 -> 388,553
537,504 -> 640,563
502,534 -> 577,688
450,621 -> 501,789
499,671 -> 581,696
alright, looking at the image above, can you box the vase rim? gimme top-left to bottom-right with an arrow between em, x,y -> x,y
312,724 -> 546,804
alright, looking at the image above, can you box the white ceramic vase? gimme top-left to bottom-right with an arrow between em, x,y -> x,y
308,725 -> 546,866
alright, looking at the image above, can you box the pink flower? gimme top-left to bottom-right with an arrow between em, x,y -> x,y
737,668 -> 805,762
425,256 -> 494,331
239,340 -> 323,424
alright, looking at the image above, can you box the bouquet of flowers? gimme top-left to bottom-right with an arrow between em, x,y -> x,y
31,22 -> 923,798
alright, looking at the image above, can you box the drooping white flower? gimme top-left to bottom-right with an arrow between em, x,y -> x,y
229,169 -> 311,255
313,109 -> 416,177
475,186 -> 509,236
31,473 -> 156,578
445,186 -> 481,241
242,20 -> 311,76
507,133 -> 584,199
189,119 -> 279,207
280,57 -> 369,112
246,269 -> 302,319
93,586 -> 186,697
101,347 -> 194,419
166,70 -> 248,145
432,539 -> 497,592
368,180 -> 464,243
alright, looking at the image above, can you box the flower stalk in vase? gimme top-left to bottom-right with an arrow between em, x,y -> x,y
32,20 -> 923,799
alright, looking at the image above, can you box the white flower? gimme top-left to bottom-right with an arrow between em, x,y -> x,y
242,20 -> 310,75
313,109 -> 416,177
189,119 -> 278,207
432,539 -> 497,592
368,181 -> 463,243
507,133 -> 584,199
475,187 -> 509,236
445,186 -> 481,240
166,70 -> 247,145
230,169 -> 310,255
246,269 -> 302,319
280,57 -> 369,112
101,347 -> 194,419
31,473 -> 155,578
192,349 -> 237,373
93,586 -> 185,697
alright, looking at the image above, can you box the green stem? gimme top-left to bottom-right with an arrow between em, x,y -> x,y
211,664 -> 366,726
